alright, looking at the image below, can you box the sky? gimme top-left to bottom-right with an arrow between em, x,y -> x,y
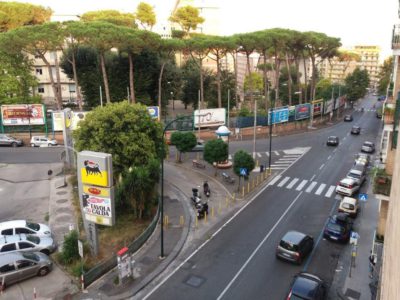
9,0 -> 399,61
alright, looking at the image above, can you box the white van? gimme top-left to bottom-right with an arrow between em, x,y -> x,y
338,196 -> 359,218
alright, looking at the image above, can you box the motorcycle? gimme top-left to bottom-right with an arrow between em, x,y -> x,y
203,181 -> 211,198
197,202 -> 209,218
191,188 -> 202,209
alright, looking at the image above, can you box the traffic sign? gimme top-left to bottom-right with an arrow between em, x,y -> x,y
240,168 -> 247,176
359,193 -> 368,202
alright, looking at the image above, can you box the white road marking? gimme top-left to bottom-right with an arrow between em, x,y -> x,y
278,158 -> 297,161
286,178 -> 299,189
274,151 -> 280,156
315,183 -> 326,195
296,180 -> 308,191
333,148 -> 337,153
274,161 -> 293,164
257,152 -> 262,158
343,137 -> 347,141
306,181 -> 318,193
268,175 -> 282,186
325,185 -> 336,198
270,164 -> 290,167
319,163 -> 325,170
310,174 -> 316,181
277,176 -> 290,187
327,155 -> 331,160
270,166 -> 286,170
265,152 -> 270,156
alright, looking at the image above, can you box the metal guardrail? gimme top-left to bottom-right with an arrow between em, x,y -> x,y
83,206 -> 160,288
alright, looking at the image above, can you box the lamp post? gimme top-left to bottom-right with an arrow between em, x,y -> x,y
268,97 -> 275,174
26,104 -> 32,139
170,92 -> 174,110
160,116 -> 187,258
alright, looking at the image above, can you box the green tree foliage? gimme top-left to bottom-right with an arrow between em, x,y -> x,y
0,2 -> 52,32
244,72 -> 263,94
135,2 -> 156,30
204,139 -> 228,168
170,131 -> 197,162
233,150 -> 255,188
60,230 -> 79,264
378,57 -> 393,95
345,67 -> 370,102
169,5 -> 204,36
81,10 -> 136,27
315,78 -> 333,101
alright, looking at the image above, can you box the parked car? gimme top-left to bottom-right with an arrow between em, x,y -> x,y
344,115 -> 353,122
346,166 -> 366,186
336,177 -> 360,196
286,272 -> 326,300
326,136 -> 339,146
0,251 -> 52,288
323,213 -> 353,242
0,220 -> 52,237
0,134 -> 23,147
355,153 -> 370,166
190,140 -> 205,152
350,125 -> 361,135
0,234 -> 57,255
361,141 -> 375,153
30,136 -> 58,147
338,196 -> 359,218
276,231 -> 314,264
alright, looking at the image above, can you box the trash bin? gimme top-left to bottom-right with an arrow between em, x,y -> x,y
260,165 -> 264,173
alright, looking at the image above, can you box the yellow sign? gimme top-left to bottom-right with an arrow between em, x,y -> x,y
80,167 -> 108,187
83,185 -> 110,197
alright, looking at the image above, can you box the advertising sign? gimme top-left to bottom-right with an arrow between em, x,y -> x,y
82,187 -> 115,226
295,104 -> 311,120
147,106 -> 160,120
312,100 -> 323,116
52,111 -> 88,131
1,104 -> 45,126
194,108 -> 226,128
288,106 -> 296,122
77,151 -> 113,187
268,107 -> 289,125
324,99 -> 333,114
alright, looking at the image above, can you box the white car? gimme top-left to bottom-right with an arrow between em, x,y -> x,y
0,220 -> 52,237
30,136 -> 58,147
336,177 -> 360,196
0,234 -> 57,256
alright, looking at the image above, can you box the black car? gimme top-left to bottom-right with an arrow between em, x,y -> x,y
326,136 -> 339,146
276,231 -> 314,264
344,115 -> 353,122
351,125 -> 361,135
286,272 -> 326,300
323,213 -> 353,243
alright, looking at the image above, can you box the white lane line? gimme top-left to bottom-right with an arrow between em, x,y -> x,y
257,152 -> 262,158
274,161 -> 293,164
325,185 -> 336,198
216,192 -> 304,300
319,163 -> 325,170
306,181 -> 318,193
333,148 -> 337,153
274,151 -> 280,156
283,155 -> 299,158
268,175 -> 282,186
315,183 -> 326,195
343,137 -> 347,141
265,152 -> 270,156
327,155 -> 331,160
310,174 -> 316,181
277,176 -> 290,187
286,178 -> 299,189
296,180 -> 308,191
270,167 -> 286,170
278,158 -> 297,161
270,164 -> 290,167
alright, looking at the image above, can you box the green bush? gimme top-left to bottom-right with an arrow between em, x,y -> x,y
60,230 -> 80,264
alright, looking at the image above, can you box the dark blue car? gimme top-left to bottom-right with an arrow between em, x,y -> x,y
323,213 -> 353,243
286,272 -> 326,300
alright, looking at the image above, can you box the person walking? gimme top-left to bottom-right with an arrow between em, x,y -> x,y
369,252 -> 376,279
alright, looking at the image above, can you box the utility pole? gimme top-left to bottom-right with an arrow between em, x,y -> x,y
253,99 -> 257,159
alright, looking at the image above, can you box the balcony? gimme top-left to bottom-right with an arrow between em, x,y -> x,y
392,24 -> 400,50
373,170 -> 392,197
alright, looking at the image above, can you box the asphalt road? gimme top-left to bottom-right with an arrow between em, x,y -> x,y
0,146 -> 64,163
142,96 -> 381,300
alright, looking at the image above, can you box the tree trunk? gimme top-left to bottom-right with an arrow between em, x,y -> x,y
99,53 -> 111,104
216,55 -> 222,108
274,55 -> 281,103
158,61 -> 166,117
71,51 -> 83,110
285,52 -> 293,106
199,58 -> 204,107
53,51 -> 63,107
302,54 -> 308,102
263,52 -> 269,112
294,58 -> 302,104
246,53 -> 254,106
232,52 -> 238,105
40,53 -> 60,110
128,52 -> 136,104
311,56 -> 316,100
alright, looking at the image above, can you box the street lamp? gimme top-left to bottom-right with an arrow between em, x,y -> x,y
170,92 -> 174,110
268,97 -> 275,174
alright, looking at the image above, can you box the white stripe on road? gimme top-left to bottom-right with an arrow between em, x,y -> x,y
296,180 -> 308,191
286,178 -> 299,189
270,166 -> 286,170
306,181 -> 318,193
278,158 -> 297,161
274,161 -> 293,164
270,164 -> 290,167
257,152 -> 262,157
278,176 -> 290,187
319,163 -> 325,170
265,152 -> 270,156
327,155 -> 331,160
315,183 -> 326,195
268,175 -> 282,186
325,185 -> 336,198
310,174 -> 316,181
274,151 -> 280,156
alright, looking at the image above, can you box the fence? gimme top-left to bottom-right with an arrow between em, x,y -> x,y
83,206 -> 160,288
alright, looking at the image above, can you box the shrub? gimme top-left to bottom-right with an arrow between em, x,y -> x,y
60,230 -> 80,264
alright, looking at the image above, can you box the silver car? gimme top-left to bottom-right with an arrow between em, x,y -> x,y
0,234 -> 57,256
0,251 -> 52,288
0,134 -> 23,147
361,141 -> 375,153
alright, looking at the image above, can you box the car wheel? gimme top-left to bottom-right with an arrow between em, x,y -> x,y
48,143 -> 52,147
38,266 -> 50,276
40,249 -> 50,256
31,143 -> 35,147
11,142 -> 17,147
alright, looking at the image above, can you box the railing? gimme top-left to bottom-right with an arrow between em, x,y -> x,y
373,175 -> 392,196
392,25 -> 400,49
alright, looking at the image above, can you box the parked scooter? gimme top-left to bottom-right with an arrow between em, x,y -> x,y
191,188 -> 202,209
203,181 -> 211,198
197,202 -> 209,218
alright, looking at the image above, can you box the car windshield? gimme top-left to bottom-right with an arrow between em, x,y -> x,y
364,142 -> 373,147
348,172 -> 361,179
22,252 -> 39,262
342,203 -> 355,210
26,222 -> 40,231
26,235 -> 40,244
280,240 -> 299,251
327,222 -> 344,233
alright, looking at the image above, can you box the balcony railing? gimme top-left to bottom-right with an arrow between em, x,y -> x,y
373,174 -> 392,196
392,25 -> 400,49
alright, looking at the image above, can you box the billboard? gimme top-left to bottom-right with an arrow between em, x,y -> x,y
147,106 -> 160,120
1,104 -> 45,126
82,185 -> 115,226
194,108 -> 226,128
295,104 -> 311,120
324,99 -> 334,114
52,111 -> 88,131
268,106 -> 289,125
312,100 -> 323,116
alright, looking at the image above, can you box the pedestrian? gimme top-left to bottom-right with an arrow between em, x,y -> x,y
369,252 -> 376,279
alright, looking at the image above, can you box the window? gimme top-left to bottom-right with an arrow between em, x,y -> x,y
16,260 -> 35,269
18,242 -> 34,249
0,263 -> 15,273
1,229 -> 13,235
69,84 -> 76,93
35,68 -> 43,75
1,243 -> 17,252
38,85 -> 44,94
16,228 -> 34,234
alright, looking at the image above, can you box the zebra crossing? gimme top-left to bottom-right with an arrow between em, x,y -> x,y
268,175 -> 337,198
229,147 -> 311,171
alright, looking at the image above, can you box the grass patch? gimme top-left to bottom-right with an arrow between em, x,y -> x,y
44,212 -> 49,222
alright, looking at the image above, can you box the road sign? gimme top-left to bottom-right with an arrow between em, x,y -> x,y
359,193 -> 368,201
268,107 -> 289,125
240,168 -> 247,176
78,240 -> 83,258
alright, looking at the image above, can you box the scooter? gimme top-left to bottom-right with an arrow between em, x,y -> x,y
197,202 -> 209,218
191,188 -> 202,208
203,181 -> 210,198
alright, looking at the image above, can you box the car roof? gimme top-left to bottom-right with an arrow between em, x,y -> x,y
340,177 -> 357,184
341,197 -> 357,204
0,220 -> 27,228
352,125 -> 360,128
349,165 -> 364,173
328,136 -> 338,139
0,252 -> 27,265
292,273 -> 322,298
363,141 -> 374,145
282,231 -> 307,244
